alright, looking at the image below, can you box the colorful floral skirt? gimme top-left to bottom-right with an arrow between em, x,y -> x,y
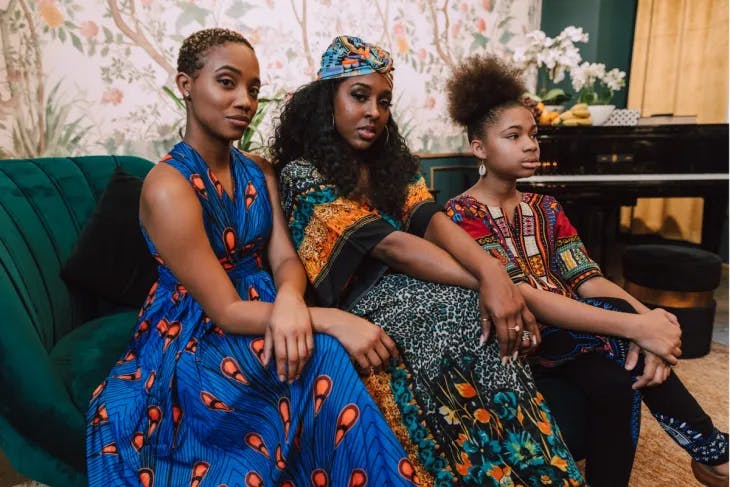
351,273 -> 586,487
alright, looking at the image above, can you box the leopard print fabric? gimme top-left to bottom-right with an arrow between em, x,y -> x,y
351,273 -> 585,487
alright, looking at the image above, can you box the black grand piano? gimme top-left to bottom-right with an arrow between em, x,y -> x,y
519,123 -> 728,267
420,123 -> 728,268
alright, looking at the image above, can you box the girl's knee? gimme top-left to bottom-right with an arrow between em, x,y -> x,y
588,369 -> 635,406
569,354 -> 636,405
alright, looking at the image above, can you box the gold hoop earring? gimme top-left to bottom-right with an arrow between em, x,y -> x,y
384,126 -> 390,145
332,113 -> 336,129
478,161 -> 487,177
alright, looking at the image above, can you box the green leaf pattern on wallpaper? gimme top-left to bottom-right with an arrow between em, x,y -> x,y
0,0 -> 540,159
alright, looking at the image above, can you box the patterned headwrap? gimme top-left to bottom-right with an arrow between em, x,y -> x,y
317,35 -> 394,86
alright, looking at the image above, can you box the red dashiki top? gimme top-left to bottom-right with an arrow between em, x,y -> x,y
446,192 -> 602,298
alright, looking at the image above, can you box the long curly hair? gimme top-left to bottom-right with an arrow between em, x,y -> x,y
271,78 -> 420,219
446,55 -> 525,140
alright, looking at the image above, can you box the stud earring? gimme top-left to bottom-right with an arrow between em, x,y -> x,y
478,161 -> 487,177
184,91 -> 191,101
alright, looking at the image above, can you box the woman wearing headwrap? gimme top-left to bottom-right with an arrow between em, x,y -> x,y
273,35 -> 585,486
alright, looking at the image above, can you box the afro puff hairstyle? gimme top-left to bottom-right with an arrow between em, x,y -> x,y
446,55 -> 526,141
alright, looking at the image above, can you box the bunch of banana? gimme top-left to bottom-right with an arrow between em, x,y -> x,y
558,103 -> 592,126
538,109 -> 561,126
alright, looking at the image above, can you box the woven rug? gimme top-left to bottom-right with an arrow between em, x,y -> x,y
629,342 -> 729,486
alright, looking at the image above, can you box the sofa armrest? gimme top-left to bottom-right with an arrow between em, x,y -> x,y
0,271 -> 86,472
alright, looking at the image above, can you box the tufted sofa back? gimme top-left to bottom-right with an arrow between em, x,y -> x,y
0,155 -> 153,484
0,155 -> 153,350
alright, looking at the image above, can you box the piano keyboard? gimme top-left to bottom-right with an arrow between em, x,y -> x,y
519,173 -> 729,183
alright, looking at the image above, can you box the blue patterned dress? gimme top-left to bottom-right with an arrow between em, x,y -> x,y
86,142 -> 417,487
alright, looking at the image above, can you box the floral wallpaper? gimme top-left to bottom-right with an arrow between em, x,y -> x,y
0,0 -> 541,160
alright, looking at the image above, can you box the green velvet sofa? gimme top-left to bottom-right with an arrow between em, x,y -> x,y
0,155 -> 153,487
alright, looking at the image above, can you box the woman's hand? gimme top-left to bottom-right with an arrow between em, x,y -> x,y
263,289 -> 314,383
518,317 -> 542,355
625,342 -> 672,388
627,308 -> 682,365
479,264 -> 539,361
327,312 -> 399,374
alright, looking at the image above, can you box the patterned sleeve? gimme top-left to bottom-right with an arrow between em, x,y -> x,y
550,197 -> 602,291
279,160 -> 395,307
400,174 -> 442,237
445,197 -> 528,284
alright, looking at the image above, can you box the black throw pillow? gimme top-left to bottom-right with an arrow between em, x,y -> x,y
61,167 -> 157,308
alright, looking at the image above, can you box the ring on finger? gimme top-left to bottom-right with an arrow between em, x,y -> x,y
521,330 -> 531,341
510,325 -> 521,332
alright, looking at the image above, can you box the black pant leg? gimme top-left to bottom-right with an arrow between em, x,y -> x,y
586,297 -> 729,465
641,369 -> 728,465
536,352 -> 638,487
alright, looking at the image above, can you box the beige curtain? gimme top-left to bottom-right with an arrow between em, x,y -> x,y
622,0 -> 728,243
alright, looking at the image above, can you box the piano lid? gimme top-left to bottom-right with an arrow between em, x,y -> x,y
534,123 -> 729,176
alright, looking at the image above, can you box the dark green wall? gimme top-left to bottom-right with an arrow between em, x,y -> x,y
540,0 -> 637,108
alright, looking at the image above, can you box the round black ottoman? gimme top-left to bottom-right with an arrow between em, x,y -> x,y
622,244 -> 722,358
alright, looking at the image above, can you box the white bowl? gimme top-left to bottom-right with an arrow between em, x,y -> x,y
543,104 -> 566,114
587,105 -> 615,125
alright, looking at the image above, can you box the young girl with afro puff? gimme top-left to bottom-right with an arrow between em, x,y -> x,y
444,54 -> 728,487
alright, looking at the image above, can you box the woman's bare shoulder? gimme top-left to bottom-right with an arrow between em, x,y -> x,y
141,162 -> 196,210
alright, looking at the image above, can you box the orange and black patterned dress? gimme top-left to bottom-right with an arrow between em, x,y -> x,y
280,160 -> 586,487
86,142 -> 419,486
